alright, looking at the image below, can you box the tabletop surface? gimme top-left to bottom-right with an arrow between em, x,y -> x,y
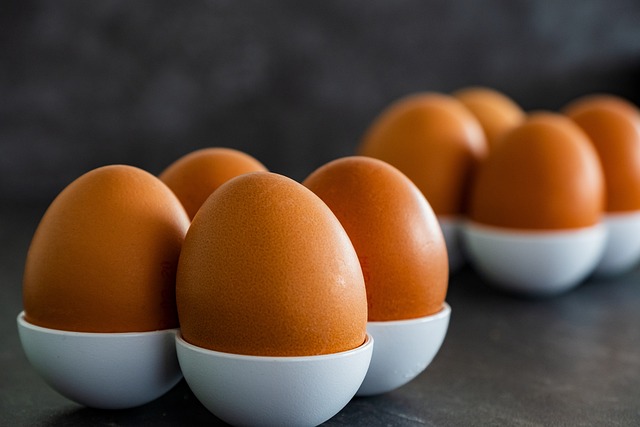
2,205 -> 639,426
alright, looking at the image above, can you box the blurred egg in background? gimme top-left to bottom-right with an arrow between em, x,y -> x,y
563,95 -> 640,276
463,113 -> 607,295
358,93 -> 487,272
159,147 -> 267,219
453,87 -> 525,150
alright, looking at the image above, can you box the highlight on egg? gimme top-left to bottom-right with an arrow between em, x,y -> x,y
159,147 -> 267,220
176,171 -> 368,357
564,94 -> 640,275
463,112 -> 607,295
358,92 -> 488,272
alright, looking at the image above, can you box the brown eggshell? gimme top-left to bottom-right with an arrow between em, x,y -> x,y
563,94 -> 640,212
468,112 -> 605,230
176,172 -> 368,357
159,147 -> 267,219
358,92 -> 487,216
303,156 -> 448,321
23,165 -> 190,333
454,87 -> 525,150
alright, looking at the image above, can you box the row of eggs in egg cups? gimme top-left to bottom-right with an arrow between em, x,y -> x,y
20,86 -> 640,424
18,153 -> 452,426
357,87 -> 640,295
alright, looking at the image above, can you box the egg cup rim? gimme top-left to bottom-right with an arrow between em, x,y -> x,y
367,302 -> 451,326
17,311 -> 179,338
464,220 -> 605,237
176,332 -> 373,362
603,210 -> 640,219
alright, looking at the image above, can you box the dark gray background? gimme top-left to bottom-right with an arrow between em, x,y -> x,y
2,0 -> 640,206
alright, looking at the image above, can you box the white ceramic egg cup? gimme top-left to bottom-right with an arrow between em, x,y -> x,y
356,303 -> 450,396
439,216 -> 465,273
463,222 -> 607,296
594,210 -> 640,276
17,312 -> 182,409
176,333 -> 373,426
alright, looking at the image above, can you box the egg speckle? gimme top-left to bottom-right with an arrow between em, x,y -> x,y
176,172 -> 368,357
304,157 -> 448,321
23,165 -> 190,333
159,147 -> 267,219
468,112 -> 605,229
358,92 -> 487,216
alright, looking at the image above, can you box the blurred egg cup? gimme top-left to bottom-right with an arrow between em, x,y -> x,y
463,222 -> 607,296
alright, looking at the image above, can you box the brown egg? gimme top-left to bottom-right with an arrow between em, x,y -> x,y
159,147 -> 267,219
563,94 -> 640,212
454,87 -> 525,150
468,112 -> 605,229
358,92 -> 487,216
23,165 -> 190,333
303,156 -> 448,321
177,172 -> 368,357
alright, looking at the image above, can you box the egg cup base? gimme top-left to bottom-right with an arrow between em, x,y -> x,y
176,333 -> 373,426
356,303 -> 451,397
463,222 -> 607,296
17,312 -> 182,409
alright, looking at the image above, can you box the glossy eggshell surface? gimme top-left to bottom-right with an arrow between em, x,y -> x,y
564,95 -> 640,212
358,93 -> 487,216
303,157 -> 448,321
468,113 -> 605,230
176,172 -> 368,357
454,87 -> 525,150
159,147 -> 267,219
23,165 -> 190,333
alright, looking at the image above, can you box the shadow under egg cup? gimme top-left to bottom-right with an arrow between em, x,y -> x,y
463,222 -> 607,296
356,303 -> 451,397
176,333 -> 373,426
17,312 -> 182,409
